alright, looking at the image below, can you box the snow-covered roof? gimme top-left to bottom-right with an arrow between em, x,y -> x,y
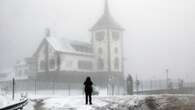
90,0 -> 124,31
46,37 -> 74,53
46,37 -> 93,56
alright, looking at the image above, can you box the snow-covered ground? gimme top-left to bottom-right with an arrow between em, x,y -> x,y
1,90 -> 195,110
22,94 -> 195,110
0,95 -> 10,108
0,94 -> 21,108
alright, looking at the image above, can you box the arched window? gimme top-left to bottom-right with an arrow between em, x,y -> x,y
114,47 -> 118,54
95,31 -> 105,41
97,58 -> 104,70
114,58 -> 119,69
112,32 -> 119,41
40,60 -> 45,70
49,59 -> 55,69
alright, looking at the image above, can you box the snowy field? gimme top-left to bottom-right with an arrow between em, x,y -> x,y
1,92 -> 195,110
20,94 -> 195,110
0,94 -> 23,108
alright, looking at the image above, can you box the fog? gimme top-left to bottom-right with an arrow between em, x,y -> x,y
0,0 -> 195,81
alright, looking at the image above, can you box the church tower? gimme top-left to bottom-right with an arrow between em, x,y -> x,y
90,0 -> 124,81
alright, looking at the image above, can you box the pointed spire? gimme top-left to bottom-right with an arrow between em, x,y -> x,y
104,0 -> 109,15
45,28 -> 50,37
90,0 -> 124,31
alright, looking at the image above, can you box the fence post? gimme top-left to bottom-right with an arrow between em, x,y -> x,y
35,79 -> 37,95
68,84 -> 70,96
12,78 -> 15,100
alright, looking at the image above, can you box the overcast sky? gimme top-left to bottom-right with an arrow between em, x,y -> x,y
0,0 -> 195,81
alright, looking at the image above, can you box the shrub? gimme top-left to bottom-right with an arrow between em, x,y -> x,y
145,96 -> 158,110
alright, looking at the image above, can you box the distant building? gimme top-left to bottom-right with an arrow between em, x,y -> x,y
15,60 -> 28,79
10,0 -> 125,94
15,57 -> 36,79
32,0 -> 124,89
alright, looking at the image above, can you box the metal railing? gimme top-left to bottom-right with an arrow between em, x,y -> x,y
0,98 -> 28,110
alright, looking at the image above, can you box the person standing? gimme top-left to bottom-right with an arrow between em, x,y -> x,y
84,76 -> 93,105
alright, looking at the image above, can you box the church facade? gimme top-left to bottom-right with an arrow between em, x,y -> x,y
27,0 -> 125,93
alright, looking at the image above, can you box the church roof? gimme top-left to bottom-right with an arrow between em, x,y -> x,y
34,37 -> 93,57
90,0 -> 124,31
46,37 -> 74,53
47,37 -> 93,55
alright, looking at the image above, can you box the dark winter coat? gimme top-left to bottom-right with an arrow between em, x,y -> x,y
84,77 -> 93,93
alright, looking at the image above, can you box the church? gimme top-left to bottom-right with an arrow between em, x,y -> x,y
19,0 -> 125,94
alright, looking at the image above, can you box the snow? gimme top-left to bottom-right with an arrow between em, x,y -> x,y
0,94 -> 18,108
0,95 -> 7,108
0,91 -> 28,109
44,96 -> 106,110
47,37 -> 74,53
26,95 -> 109,110
22,94 -> 195,110
1,92 -> 194,110
0,95 -> 141,110
46,37 -> 93,56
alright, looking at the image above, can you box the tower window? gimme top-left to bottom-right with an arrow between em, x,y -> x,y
98,47 -> 103,54
114,47 -> 118,54
97,58 -> 104,70
112,32 -> 119,41
114,58 -> 119,70
95,31 -> 105,41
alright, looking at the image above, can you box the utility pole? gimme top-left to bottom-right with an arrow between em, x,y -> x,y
12,78 -> 15,100
141,80 -> 144,94
166,69 -> 169,90
35,56 -> 38,96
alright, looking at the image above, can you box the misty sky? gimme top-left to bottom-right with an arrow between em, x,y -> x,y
0,0 -> 195,81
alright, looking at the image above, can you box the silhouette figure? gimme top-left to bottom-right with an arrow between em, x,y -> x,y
84,76 -> 93,105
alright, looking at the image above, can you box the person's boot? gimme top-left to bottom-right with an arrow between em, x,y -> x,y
86,95 -> 88,105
